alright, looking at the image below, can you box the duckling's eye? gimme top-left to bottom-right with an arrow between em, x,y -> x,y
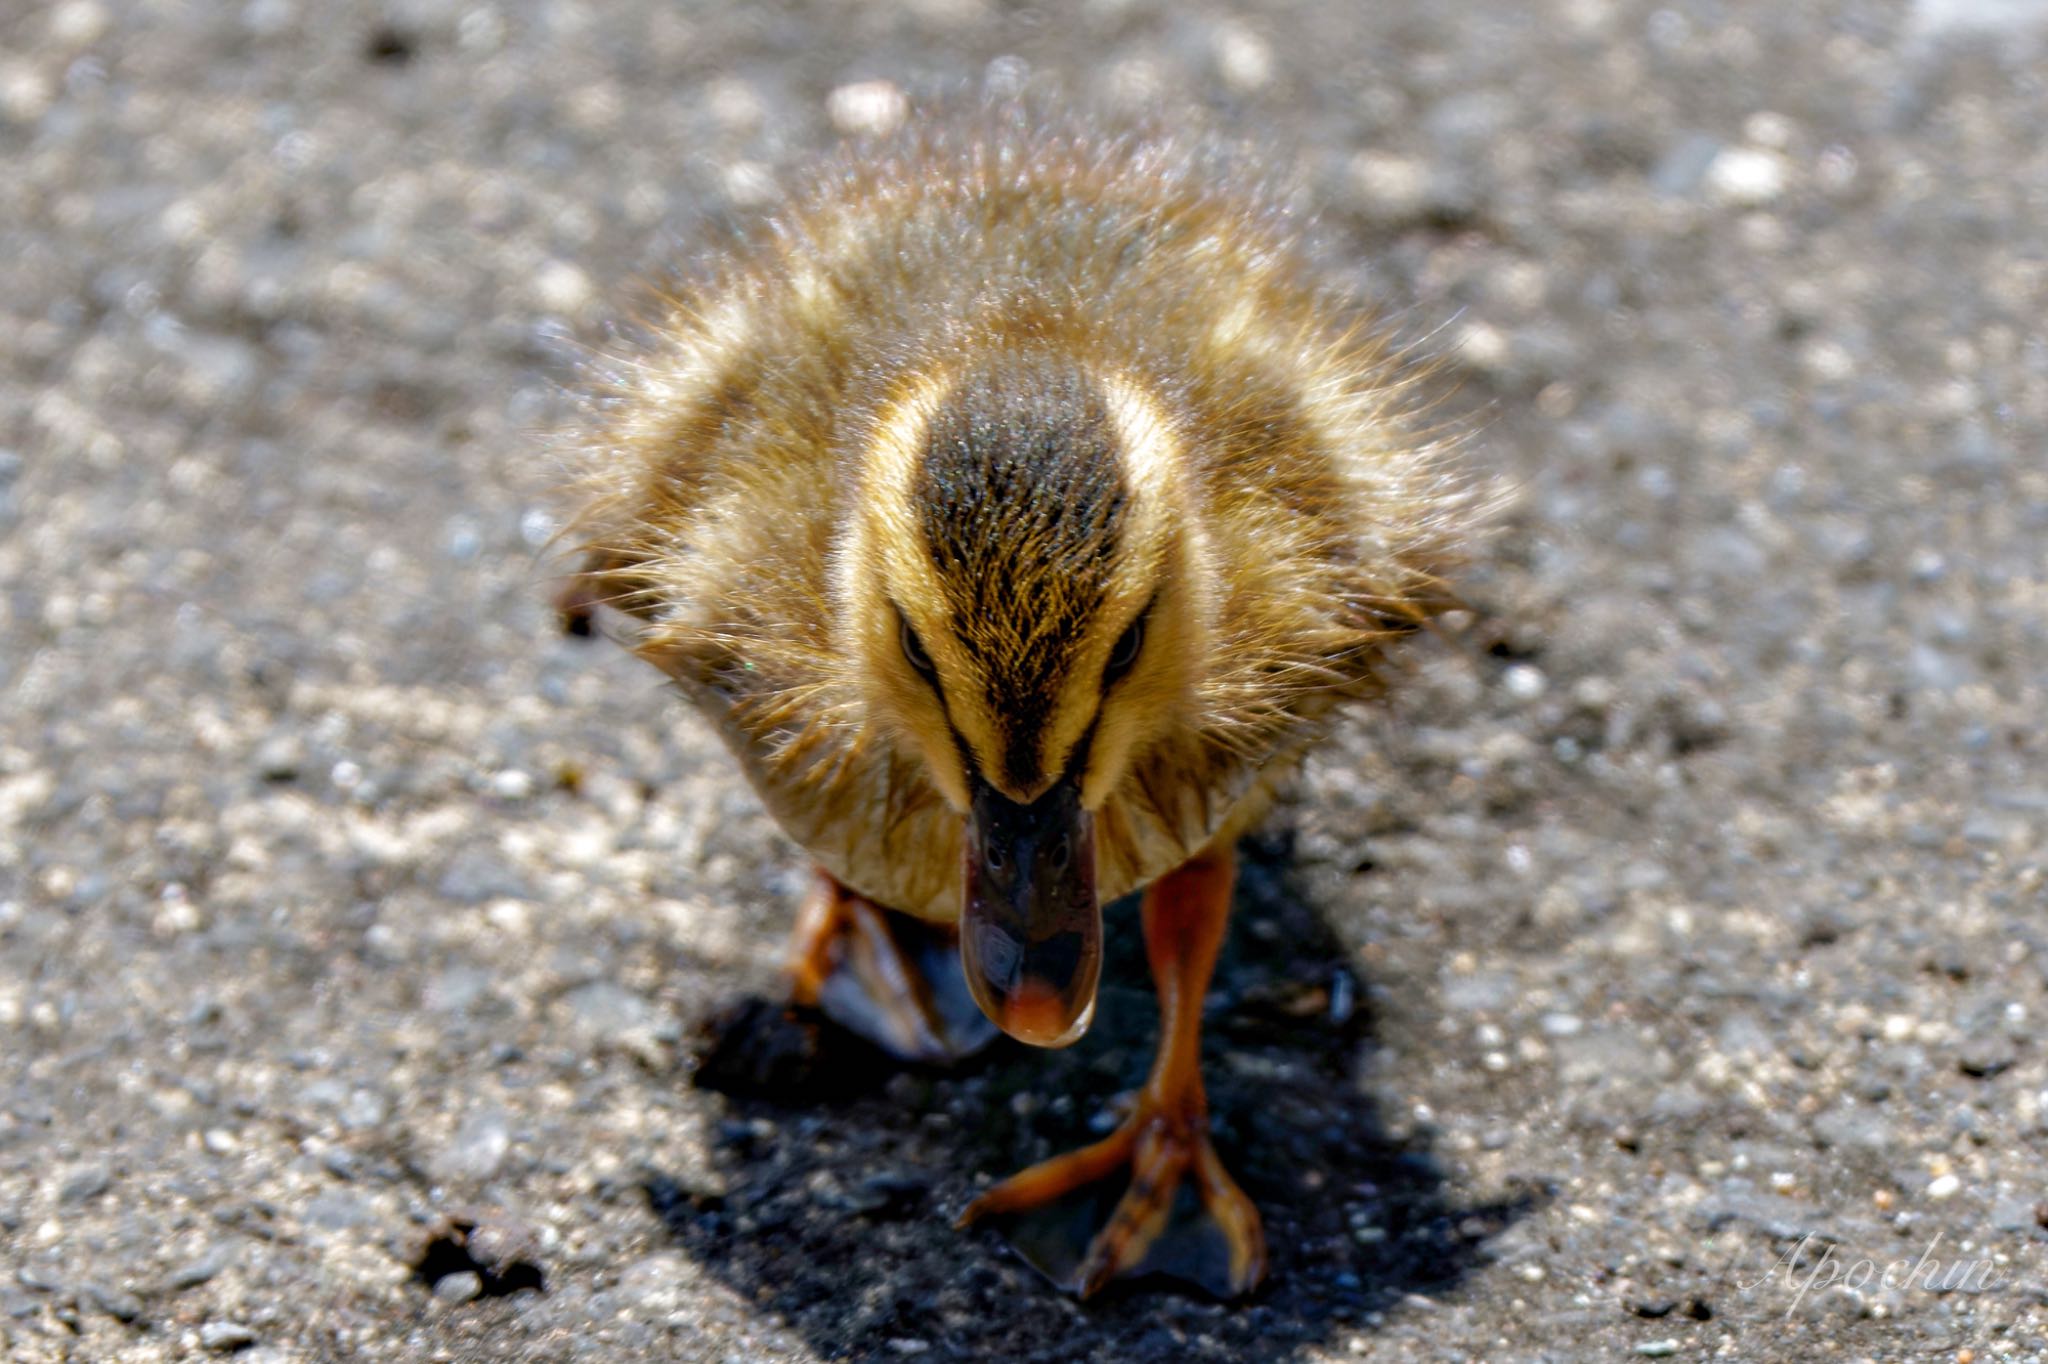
1103,612 -> 1146,687
900,613 -> 940,687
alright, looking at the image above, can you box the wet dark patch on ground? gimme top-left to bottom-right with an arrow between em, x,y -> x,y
655,835 -> 1537,1362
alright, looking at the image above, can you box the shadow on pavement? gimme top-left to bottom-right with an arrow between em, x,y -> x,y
646,833 -> 1538,1362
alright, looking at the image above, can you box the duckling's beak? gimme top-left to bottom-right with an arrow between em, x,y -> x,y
960,773 -> 1101,1048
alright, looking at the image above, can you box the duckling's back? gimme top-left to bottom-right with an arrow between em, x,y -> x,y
561,109 -> 1463,919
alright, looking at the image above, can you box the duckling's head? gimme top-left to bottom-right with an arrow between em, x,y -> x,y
839,349 -> 1214,1048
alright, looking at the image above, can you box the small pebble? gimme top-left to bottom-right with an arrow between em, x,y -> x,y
58,1165 -> 111,1203
1926,1173 -> 1961,1200
463,1211 -> 541,1274
16,1264 -> 64,1293
1210,20 -> 1274,92
827,80 -> 908,137
1706,147 -> 1788,206
254,733 -> 303,782
201,1321 -> 258,1351
1458,322 -> 1510,372
87,1283 -> 143,1322
489,768 -> 534,801
166,1245 -> 232,1290
1349,151 -> 1429,224
433,1269 -> 482,1304
1502,664 -> 1547,701
532,260 -> 592,314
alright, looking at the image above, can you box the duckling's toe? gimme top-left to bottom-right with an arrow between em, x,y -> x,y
787,871 -> 998,1065
958,1108 -> 1267,1300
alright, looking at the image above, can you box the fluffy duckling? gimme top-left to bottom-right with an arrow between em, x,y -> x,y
557,105 -> 1466,1299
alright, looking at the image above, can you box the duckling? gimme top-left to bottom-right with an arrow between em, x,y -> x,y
556,105 -> 1466,1299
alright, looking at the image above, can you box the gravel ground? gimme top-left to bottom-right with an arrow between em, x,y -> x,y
4,1 -> 2047,1361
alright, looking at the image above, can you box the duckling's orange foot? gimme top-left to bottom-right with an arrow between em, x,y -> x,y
787,871 -> 998,1065
958,1103 -> 1267,1300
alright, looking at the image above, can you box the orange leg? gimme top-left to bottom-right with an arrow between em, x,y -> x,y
786,870 -> 996,1065
958,844 -> 1267,1299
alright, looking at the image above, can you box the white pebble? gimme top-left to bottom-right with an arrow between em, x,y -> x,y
0,63 -> 55,124
533,260 -> 593,314
1457,322 -> 1510,372
490,769 -> 535,801
1707,147 -> 1790,206
434,1270 -> 483,1303
50,0 -> 111,47
1503,664 -> 1548,701
1800,338 -> 1855,383
1926,1173 -> 1961,1200
487,900 -> 532,936
153,891 -> 203,938
200,1321 -> 257,1352
519,507 -> 557,547
1211,21 -> 1275,92
826,80 -> 908,137
1350,151 -> 1429,220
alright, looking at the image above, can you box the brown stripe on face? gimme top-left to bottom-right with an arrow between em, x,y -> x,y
912,354 -> 1129,790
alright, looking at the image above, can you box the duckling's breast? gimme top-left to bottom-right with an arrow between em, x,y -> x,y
682,659 -> 1288,923
566,114 -> 1462,921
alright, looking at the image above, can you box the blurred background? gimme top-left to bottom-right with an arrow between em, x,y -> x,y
2,2 -> 2045,1361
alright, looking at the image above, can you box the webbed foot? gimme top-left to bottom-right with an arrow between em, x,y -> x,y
957,1092 -> 1266,1299
787,871 -> 998,1065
